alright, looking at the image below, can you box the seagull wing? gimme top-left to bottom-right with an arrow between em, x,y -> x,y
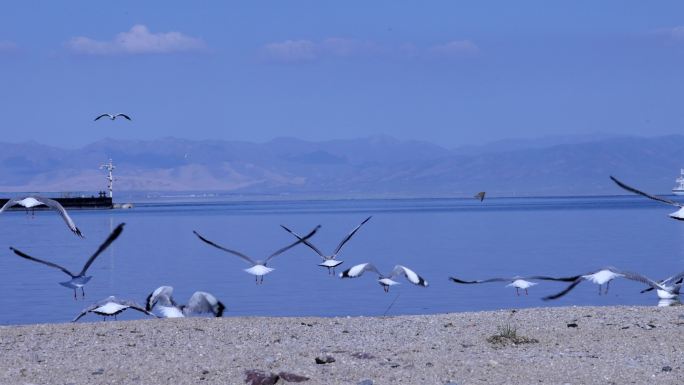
610,176 -> 682,207
39,198 -> 83,237
333,216 -> 372,256
78,222 -> 125,276
449,277 -> 511,284
542,279 -> 584,301
146,286 -> 175,311
265,225 -> 321,263
94,114 -> 112,121
119,300 -> 157,318
193,230 -> 257,265
10,247 -> 76,277
390,265 -> 428,287
474,192 -> 486,202
115,113 -> 132,120
339,262 -> 381,278
187,291 -> 225,317
0,198 -> 20,213
618,270 -> 669,292
525,275 -> 582,282
280,225 -> 326,259
71,302 -> 100,322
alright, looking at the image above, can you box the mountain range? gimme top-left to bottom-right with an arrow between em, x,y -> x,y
1,134 -> 683,197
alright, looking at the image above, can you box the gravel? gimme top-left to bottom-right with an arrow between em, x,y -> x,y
1,306 -> 683,384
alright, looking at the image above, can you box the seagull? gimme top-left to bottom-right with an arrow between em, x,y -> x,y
72,296 -> 156,322
0,196 -> 83,237
9,223 -> 125,299
280,216 -> 372,275
94,113 -> 131,121
543,267 -> 676,300
639,272 -> 684,299
193,225 -> 320,284
145,286 -> 225,318
449,274 -> 581,296
474,192 -> 486,202
610,176 -> 684,220
339,263 -> 428,292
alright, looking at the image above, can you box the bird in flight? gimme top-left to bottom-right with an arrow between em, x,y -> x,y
94,113 -> 131,121
0,196 -> 83,237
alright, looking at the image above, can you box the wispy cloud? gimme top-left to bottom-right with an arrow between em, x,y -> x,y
428,40 -> 480,58
66,25 -> 207,55
260,37 -> 478,62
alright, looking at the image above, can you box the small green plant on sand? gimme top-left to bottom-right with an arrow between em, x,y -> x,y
487,324 -> 538,347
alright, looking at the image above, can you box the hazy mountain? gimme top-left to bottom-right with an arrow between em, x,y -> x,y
0,135 -> 683,197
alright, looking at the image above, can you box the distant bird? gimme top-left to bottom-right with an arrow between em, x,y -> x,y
193,225 -> 320,284
9,223 -> 125,299
610,176 -> 684,220
639,272 -> 684,299
543,267 -> 676,300
0,196 -> 83,237
339,263 -> 428,292
72,296 -> 156,322
94,113 -> 131,121
281,216 -> 372,275
474,192 -> 486,202
449,274 -> 580,296
145,286 -> 225,318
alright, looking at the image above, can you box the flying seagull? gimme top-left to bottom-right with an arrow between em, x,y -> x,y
145,286 -> 225,318
639,272 -> 684,299
281,216 -> 372,275
449,274 -> 580,296
94,113 -> 131,121
339,263 -> 428,292
193,225 -> 320,284
0,196 -> 83,237
9,223 -> 125,299
72,296 -> 156,322
474,192 -> 486,202
543,267 -> 676,300
610,176 -> 684,220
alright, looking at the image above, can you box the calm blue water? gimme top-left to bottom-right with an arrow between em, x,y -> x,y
1,195 -> 683,325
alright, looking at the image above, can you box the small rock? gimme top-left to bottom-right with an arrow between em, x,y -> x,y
488,360 -> 498,366
662,366 -> 673,372
245,369 -> 279,385
567,323 -> 578,328
358,380 -> 373,385
278,372 -> 310,382
315,355 -> 335,364
426,362 -> 434,367
91,369 -> 104,375
352,352 -> 375,359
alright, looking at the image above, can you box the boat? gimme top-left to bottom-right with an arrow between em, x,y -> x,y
0,159 -> 118,209
673,169 -> 684,196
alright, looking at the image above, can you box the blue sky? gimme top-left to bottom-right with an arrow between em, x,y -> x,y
2,1 -> 684,148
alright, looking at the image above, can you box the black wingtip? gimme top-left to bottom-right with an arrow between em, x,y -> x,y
74,228 -> 84,238
145,292 -> 154,312
216,301 -> 226,317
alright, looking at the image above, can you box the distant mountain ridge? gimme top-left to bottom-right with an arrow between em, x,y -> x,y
1,134 -> 683,197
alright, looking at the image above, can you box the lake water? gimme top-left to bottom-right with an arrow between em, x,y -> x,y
1,195 -> 683,325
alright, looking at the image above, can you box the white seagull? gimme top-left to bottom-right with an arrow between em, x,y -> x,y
610,176 -> 684,220
145,286 -> 225,318
72,296 -> 156,322
339,263 -> 428,292
543,267 -> 676,300
94,113 -> 131,121
639,272 -> 684,299
0,196 -> 83,237
449,274 -> 580,296
9,223 -> 125,299
281,216 -> 372,275
193,225 -> 320,284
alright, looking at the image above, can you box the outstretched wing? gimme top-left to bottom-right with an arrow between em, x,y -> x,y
525,275 -> 582,282
280,225 -> 326,259
333,216 -> 372,256
641,272 -> 684,293
542,279 -> 584,301
450,277 -> 510,284
119,300 -> 157,318
146,286 -> 175,311
390,265 -> 428,287
94,114 -> 112,121
71,302 -> 100,322
79,223 -> 125,275
265,225 -> 321,263
39,197 -> 83,238
187,291 -> 225,317
9,247 -> 75,277
610,176 -> 682,207
115,113 -> 132,120
193,230 -> 257,265
0,198 -> 20,213
339,262 -> 381,279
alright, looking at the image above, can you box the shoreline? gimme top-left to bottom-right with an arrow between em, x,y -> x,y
1,305 -> 682,384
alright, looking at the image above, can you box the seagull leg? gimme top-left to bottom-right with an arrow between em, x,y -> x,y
525,288 -> 529,295
515,288 -> 519,296
383,286 -> 389,293
605,281 -> 611,295
598,284 -> 602,296
255,275 -> 258,285
260,275 -> 264,284
73,289 -> 77,300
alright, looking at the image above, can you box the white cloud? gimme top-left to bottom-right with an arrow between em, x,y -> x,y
428,40 -> 480,58
67,25 -> 207,55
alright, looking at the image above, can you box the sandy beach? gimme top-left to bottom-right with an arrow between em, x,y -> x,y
1,306 -> 683,385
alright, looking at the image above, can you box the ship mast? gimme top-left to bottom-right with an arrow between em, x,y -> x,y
99,159 -> 116,199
